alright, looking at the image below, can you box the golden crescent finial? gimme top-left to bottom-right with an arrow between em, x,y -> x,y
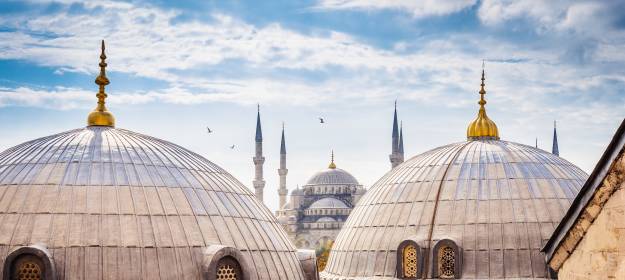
467,61 -> 499,140
87,40 -> 115,127
328,150 -> 336,169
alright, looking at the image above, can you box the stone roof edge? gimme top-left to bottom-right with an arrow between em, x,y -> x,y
542,118 -> 625,269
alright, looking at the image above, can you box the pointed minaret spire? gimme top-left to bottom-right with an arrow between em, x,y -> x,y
552,120 -> 559,156
535,137 -> 538,149
399,121 -> 405,161
278,122 -> 288,209
255,104 -> 262,142
253,104 -> 266,202
390,100 -> 402,168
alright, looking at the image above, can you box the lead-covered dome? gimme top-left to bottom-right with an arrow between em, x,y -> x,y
321,140 -> 587,279
306,168 -> 359,186
309,198 -> 350,209
0,42 -> 312,280
321,70 -> 587,280
0,127 -> 307,279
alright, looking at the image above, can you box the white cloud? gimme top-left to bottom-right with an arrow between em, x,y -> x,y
314,0 -> 477,17
0,0 -> 623,122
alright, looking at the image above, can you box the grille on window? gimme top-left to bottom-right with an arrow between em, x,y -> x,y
15,261 -> 42,280
438,246 -> 455,278
402,244 -> 418,277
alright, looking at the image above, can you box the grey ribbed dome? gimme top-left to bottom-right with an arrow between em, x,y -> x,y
0,126 -> 305,279
306,168 -> 358,185
308,198 -> 349,209
321,140 -> 587,279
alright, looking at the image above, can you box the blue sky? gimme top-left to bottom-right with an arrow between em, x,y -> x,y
1,0 -> 624,211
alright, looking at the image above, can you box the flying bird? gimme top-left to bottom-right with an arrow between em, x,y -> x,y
319,117 -> 325,124
229,145 -> 235,149
206,127 -> 213,133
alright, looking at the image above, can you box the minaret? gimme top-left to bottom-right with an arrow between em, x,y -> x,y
390,101 -> 402,168
535,137 -> 538,149
253,104 -> 266,202
398,121 -> 405,163
552,120 -> 559,156
278,123 -> 288,209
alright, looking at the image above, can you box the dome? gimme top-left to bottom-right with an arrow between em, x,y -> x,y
305,168 -> 359,186
316,217 -> 337,223
321,140 -> 587,279
309,198 -> 349,209
0,126 -> 307,279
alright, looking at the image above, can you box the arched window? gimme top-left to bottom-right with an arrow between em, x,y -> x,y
396,239 -> 422,279
202,245 -> 248,280
403,245 -> 418,277
2,245 -> 55,280
438,246 -> 455,278
216,257 -> 241,280
432,239 -> 461,279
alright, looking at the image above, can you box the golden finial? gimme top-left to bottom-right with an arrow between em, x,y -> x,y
328,150 -> 336,169
467,61 -> 499,140
87,40 -> 115,127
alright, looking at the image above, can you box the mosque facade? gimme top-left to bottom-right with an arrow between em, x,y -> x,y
249,98 -> 407,272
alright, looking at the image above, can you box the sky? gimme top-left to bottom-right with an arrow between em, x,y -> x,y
1,0 -> 624,212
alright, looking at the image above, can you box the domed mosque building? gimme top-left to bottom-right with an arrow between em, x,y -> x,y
320,68 -> 588,279
276,150 -> 366,272
0,42 -> 318,280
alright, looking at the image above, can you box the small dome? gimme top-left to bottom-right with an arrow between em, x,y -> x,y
306,168 -> 358,185
316,217 -> 337,223
308,197 -> 349,209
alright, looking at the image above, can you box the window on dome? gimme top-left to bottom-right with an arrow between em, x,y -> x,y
10,255 -> 44,280
438,246 -> 455,278
396,240 -> 421,278
216,257 -> 241,280
4,246 -> 55,280
432,239 -> 461,279
402,245 -> 418,277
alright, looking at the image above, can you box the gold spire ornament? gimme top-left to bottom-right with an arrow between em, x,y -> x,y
467,62 -> 499,140
87,40 -> 115,127
328,150 -> 336,169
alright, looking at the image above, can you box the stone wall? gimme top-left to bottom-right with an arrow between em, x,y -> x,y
558,185 -> 625,279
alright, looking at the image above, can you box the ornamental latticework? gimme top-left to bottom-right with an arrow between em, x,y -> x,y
15,261 -> 42,280
438,246 -> 455,278
216,264 -> 238,280
402,245 -> 418,277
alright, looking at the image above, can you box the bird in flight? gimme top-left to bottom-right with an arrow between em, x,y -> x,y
229,145 -> 235,149
206,127 -> 213,133
319,117 -> 325,124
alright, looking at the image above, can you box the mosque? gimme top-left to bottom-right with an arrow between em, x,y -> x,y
0,41 -> 620,280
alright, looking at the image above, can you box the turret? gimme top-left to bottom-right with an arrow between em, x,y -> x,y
253,104 -> 266,202
552,120 -> 559,156
389,101 -> 404,168
278,123 -> 288,208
